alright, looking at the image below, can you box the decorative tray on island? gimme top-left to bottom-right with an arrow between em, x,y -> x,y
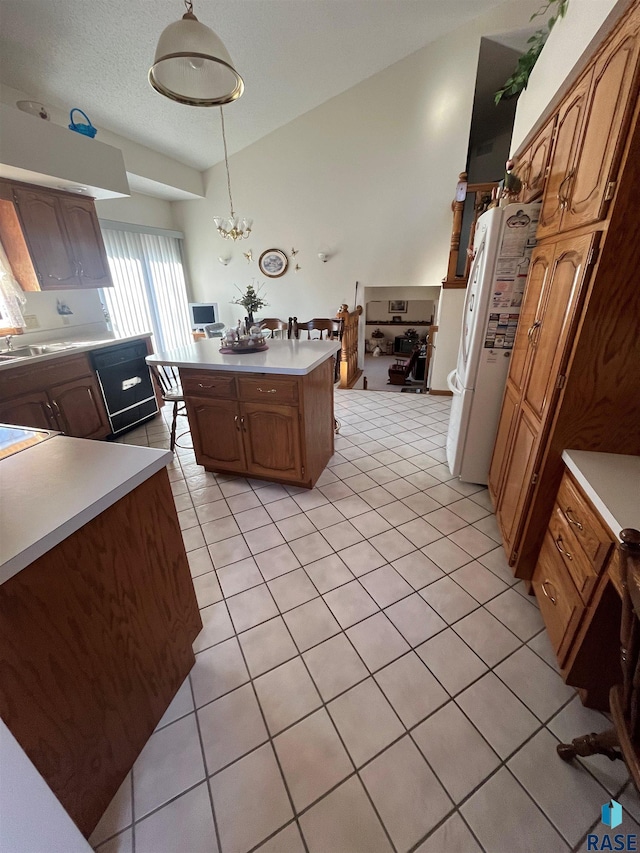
219,341 -> 269,354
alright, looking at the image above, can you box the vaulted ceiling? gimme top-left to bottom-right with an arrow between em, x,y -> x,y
0,0 -> 509,171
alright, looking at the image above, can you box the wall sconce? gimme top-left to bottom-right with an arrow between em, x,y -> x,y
318,251 -> 329,263
218,255 -> 231,265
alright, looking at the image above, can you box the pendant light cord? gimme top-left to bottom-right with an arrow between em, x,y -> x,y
220,107 -> 235,219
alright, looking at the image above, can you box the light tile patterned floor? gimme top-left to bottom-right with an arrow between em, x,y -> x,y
93,390 -> 635,853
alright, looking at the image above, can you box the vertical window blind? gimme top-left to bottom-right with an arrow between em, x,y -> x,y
100,226 -> 192,353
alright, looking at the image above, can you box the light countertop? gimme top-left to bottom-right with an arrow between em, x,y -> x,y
562,450 -> 640,539
146,338 -> 341,375
0,332 -> 152,372
0,430 -> 172,584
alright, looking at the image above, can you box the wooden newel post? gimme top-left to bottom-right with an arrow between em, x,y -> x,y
443,172 -> 467,286
335,304 -> 363,389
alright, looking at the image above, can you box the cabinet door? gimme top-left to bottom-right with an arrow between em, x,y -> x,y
537,71 -> 592,240
186,398 -> 246,473
522,233 -> 597,424
49,376 -> 110,439
241,402 -> 303,482
0,391 -> 56,430
495,404 -> 541,564
488,381 -> 519,506
563,18 -> 640,231
12,188 -> 79,289
59,196 -> 113,288
508,245 -> 553,396
522,116 -> 556,203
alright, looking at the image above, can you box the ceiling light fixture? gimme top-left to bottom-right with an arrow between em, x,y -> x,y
214,107 -> 252,241
149,0 -> 244,106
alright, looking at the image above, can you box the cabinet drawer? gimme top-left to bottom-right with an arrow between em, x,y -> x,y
548,504 -> 597,603
557,472 -> 613,571
180,370 -> 236,399
238,376 -> 299,405
0,353 -> 92,399
533,530 -> 584,664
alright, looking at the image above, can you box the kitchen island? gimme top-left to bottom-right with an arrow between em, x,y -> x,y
0,427 -> 201,837
147,339 -> 340,488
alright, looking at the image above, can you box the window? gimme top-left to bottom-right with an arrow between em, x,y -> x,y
99,224 -> 192,353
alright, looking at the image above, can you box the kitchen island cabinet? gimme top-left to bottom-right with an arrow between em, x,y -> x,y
147,339 -> 340,489
0,430 -> 201,838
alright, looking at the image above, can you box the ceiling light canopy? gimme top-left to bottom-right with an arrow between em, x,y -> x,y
149,0 -> 244,107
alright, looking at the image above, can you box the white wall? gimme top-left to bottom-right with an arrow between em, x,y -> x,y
96,192 -> 176,231
511,0 -> 627,152
173,0 -> 541,338
19,290 -> 107,342
431,289 -> 466,391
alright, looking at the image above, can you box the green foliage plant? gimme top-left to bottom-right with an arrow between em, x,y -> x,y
495,0 -> 569,104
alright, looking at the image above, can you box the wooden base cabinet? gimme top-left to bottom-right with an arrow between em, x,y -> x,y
489,1 -> 640,579
0,469 -> 202,837
182,359 -> 334,488
0,353 -> 110,440
531,467 -> 619,709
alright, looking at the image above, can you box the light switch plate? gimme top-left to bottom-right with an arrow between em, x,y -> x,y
23,314 -> 40,329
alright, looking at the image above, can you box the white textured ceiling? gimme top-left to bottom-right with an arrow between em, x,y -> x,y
0,0 -> 507,172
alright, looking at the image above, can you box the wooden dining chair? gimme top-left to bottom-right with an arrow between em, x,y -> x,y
291,318 -> 342,340
556,528 -> 640,792
259,318 -> 292,339
149,364 -> 190,452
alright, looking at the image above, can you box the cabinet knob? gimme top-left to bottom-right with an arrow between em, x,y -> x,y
257,387 -> 277,393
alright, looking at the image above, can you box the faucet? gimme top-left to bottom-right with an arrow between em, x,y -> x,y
5,335 -> 13,351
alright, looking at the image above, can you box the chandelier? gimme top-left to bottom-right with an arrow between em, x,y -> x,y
214,107 -> 252,241
149,0 -> 243,106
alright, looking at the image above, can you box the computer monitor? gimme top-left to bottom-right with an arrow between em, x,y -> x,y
189,302 -> 219,330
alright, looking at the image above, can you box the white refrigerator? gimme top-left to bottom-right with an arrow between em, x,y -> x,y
446,201 -> 540,485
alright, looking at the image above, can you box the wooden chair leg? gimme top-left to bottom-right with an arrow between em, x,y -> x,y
556,727 -> 623,763
170,402 -> 178,452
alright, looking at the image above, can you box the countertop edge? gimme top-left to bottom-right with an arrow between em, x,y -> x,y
0,444 -> 172,584
0,333 -> 153,373
562,449 -> 640,540
146,340 -> 341,375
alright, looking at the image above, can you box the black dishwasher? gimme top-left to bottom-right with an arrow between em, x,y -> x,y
91,340 -> 159,435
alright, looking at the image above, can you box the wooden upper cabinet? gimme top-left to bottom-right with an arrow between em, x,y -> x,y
58,196 -> 112,288
538,6 -> 640,239
11,183 -> 112,291
562,15 -> 640,232
12,188 -> 78,288
516,117 -> 556,204
522,233 -> 597,424
537,71 -> 592,239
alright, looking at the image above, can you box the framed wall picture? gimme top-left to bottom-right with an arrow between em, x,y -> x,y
389,300 -> 407,313
259,249 -> 288,278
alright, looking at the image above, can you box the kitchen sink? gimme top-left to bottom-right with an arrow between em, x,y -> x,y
0,342 -> 77,360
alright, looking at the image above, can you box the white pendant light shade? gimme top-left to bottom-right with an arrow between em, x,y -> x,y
149,11 -> 244,106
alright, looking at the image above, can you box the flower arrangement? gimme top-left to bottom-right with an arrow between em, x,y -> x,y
231,281 -> 269,323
